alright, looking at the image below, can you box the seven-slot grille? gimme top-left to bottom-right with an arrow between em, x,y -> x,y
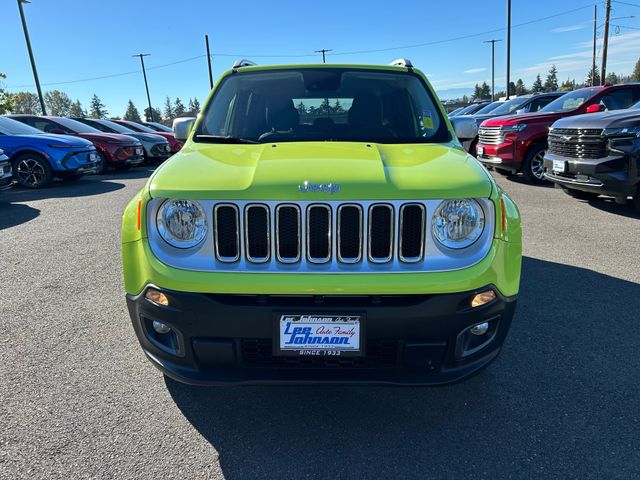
478,126 -> 503,146
548,128 -> 607,159
212,202 -> 424,266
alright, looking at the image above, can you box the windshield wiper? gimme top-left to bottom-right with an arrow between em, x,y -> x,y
193,134 -> 258,144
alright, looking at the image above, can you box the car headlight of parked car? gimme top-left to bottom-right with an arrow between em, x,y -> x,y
500,123 -> 527,134
431,199 -> 485,249
157,199 -> 208,249
603,126 -> 640,138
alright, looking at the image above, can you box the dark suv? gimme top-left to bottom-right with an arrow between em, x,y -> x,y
543,101 -> 640,211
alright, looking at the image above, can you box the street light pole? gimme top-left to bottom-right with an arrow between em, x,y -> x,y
592,4 -> 597,86
506,0 -> 511,99
601,0 -> 611,84
205,34 -> 213,90
484,39 -> 502,101
133,53 -> 153,122
16,0 -> 46,115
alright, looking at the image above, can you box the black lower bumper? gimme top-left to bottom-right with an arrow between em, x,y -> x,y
127,286 -> 518,386
543,152 -> 639,197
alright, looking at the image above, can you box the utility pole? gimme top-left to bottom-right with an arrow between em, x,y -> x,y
16,0 -> 46,115
484,39 -> 502,101
601,0 -> 611,85
592,4 -> 597,86
314,49 -> 332,63
133,53 -> 153,122
205,34 -> 213,90
506,0 -> 511,99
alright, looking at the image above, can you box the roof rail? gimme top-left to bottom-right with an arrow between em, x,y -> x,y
389,58 -> 413,68
232,59 -> 257,69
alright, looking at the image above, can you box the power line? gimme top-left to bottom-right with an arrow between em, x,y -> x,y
612,0 -> 640,7
7,3 -> 596,90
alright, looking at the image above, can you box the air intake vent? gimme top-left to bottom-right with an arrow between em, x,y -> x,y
337,204 -> 363,263
245,204 -> 270,263
276,205 -> 301,263
368,204 -> 393,262
307,205 -> 331,263
214,204 -> 240,261
399,204 -> 425,262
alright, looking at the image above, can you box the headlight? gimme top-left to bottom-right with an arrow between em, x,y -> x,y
500,123 -> 527,133
603,126 -> 640,138
157,199 -> 208,248
431,199 -> 485,249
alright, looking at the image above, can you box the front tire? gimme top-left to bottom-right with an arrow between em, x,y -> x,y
562,187 -> 599,201
13,153 -> 53,189
95,152 -> 108,175
522,144 -> 548,184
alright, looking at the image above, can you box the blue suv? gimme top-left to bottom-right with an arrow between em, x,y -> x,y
0,116 -> 99,188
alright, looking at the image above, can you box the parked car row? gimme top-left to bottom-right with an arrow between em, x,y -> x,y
453,82 -> 640,211
0,115 -> 182,189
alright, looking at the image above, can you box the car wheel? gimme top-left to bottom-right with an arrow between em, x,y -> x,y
562,187 -> 599,201
95,152 -> 108,175
523,144 -> 549,184
13,153 -> 53,189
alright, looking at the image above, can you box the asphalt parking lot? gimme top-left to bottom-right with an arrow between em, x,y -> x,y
1,169 -> 639,479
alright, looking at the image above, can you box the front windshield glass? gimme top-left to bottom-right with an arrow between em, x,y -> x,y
100,120 -> 135,134
489,96 -> 530,116
55,117 -> 101,133
455,104 -> 482,116
0,116 -> 43,135
474,101 -> 503,115
541,88 -> 599,113
147,122 -> 172,132
121,121 -> 155,133
195,68 -> 450,144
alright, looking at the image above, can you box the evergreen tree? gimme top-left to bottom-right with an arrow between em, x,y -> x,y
543,65 -> 559,92
559,78 -> 575,91
124,100 -> 141,122
508,81 -> 517,96
632,58 -> 640,82
586,68 -> 601,86
479,82 -> 491,100
89,94 -> 108,118
461,95 -> 469,103
472,83 -> 482,100
144,106 -> 163,123
532,74 -> 544,93
163,97 -> 174,122
514,78 -> 528,96
605,72 -> 619,85
188,98 -> 200,113
0,73 -> 10,114
8,91 -> 41,114
174,97 -> 185,117
44,90 -> 72,116
68,100 -> 85,117
296,101 -> 307,115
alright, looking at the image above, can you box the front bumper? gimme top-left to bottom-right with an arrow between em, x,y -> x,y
543,151 -> 639,197
127,286 -> 517,385
476,141 -> 521,171
0,161 -> 14,191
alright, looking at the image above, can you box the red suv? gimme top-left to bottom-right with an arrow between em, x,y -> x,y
476,84 -> 640,183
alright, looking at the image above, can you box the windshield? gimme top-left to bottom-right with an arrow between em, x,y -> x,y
0,116 -> 43,135
146,122 -> 172,132
541,88 -> 599,113
489,96 -> 531,116
99,120 -> 135,134
473,101 -> 503,115
195,68 -> 450,144
55,117 -> 101,133
455,104 -> 484,116
120,120 -> 155,133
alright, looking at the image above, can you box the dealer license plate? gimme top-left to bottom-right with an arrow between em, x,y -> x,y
136,147 -> 143,156
278,314 -> 361,356
477,146 -> 484,157
552,160 -> 566,173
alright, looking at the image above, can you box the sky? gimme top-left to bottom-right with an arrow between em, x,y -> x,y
3,0 -> 640,117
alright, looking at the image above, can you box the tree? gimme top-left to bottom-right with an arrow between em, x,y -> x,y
461,94 -> 469,103
479,82 -> 491,100
532,74 -> 544,93
632,58 -> 640,82
586,68 -> 601,87
163,97 -> 174,123
68,100 -> 85,117
605,72 -> 619,85
472,83 -> 482,100
89,94 -> 108,118
543,65 -> 558,92
124,100 -> 141,122
174,97 -> 185,117
559,78 -> 575,91
514,78 -> 528,96
0,73 -> 10,114
508,81 -> 517,96
44,90 -> 72,116
8,91 -> 41,114
188,98 -> 200,113
144,106 -> 162,123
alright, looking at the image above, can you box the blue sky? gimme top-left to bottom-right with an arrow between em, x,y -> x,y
3,0 -> 640,116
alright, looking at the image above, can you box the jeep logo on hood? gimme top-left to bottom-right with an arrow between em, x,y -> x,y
298,181 -> 341,194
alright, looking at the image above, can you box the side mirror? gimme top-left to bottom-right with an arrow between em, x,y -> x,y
451,117 -> 477,141
173,117 -> 197,142
586,104 -> 605,113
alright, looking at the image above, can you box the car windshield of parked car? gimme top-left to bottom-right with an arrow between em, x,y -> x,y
0,116 -> 44,135
473,101 -> 503,115
147,122 -> 172,132
122,121 -> 155,133
488,96 -> 530,116
54,117 -> 102,134
99,120 -> 135,134
455,104 -> 483,116
196,68 -> 449,144
540,88 -> 599,113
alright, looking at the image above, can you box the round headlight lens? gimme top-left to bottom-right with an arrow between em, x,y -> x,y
157,199 -> 208,248
432,199 -> 485,249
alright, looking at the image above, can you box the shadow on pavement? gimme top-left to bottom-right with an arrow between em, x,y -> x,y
503,174 -> 554,188
0,202 -> 40,229
165,256 -> 640,478
1,177 -> 127,204
587,196 -> 640,219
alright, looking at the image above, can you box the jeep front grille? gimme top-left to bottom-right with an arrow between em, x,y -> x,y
148,199 -> 495,273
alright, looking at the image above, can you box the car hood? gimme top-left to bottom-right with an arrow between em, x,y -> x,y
16,133 -> 94,147
552,109 -> 640,129
148,141 -> 493,200
483,110 -> 565,126
76,132 -> 140,145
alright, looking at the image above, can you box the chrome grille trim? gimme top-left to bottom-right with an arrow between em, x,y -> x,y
275,204 -> 301,264
244,204 -> 270,264
337,204 -> 363,264
478,126 -> 503,146
368,204 -> 394,263
398,203 -> 425,263
147,199 -> 496,274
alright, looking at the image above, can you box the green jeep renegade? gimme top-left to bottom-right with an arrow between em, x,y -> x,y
122,59 -> 522,385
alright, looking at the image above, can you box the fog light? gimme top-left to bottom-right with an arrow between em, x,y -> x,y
470,322 -> 489,336
145,288 -> 169,306
471,290 -> 496,308
152,320 -> 171,334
